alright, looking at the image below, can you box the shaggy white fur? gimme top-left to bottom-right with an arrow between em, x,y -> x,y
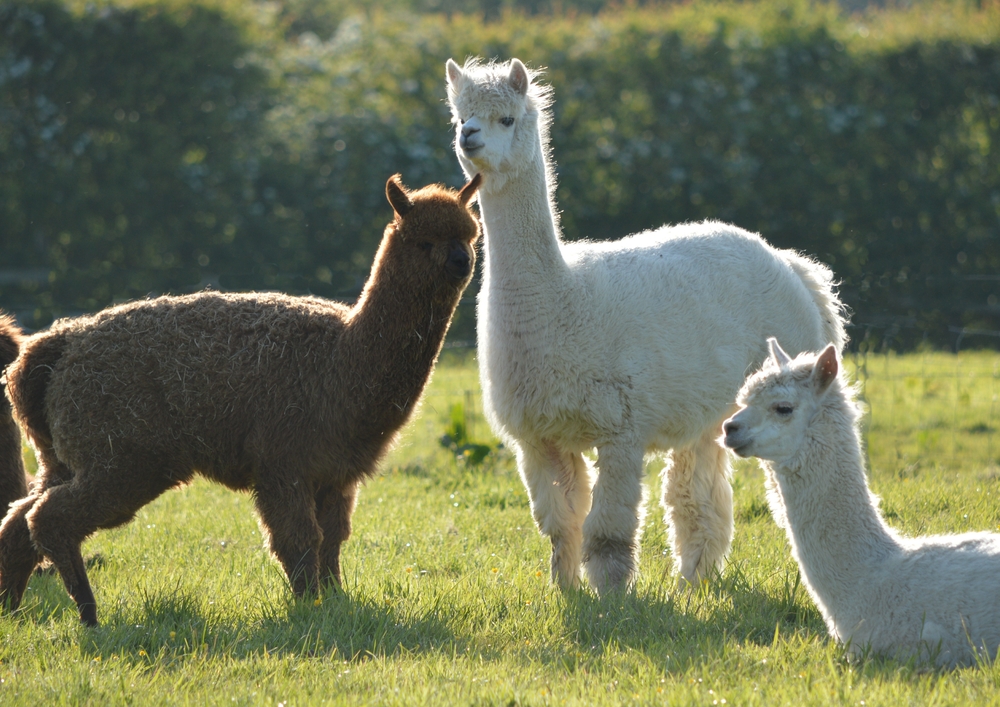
723,339 -> 1000,666
446,57 -> 848,593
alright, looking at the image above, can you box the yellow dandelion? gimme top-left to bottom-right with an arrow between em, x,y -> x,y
491,567 -> 499,574
138,650 -> 147,657
535,570 -> 543,578
313,597 -> 323,607
405,566 -> 413,573
169,631 -> 176,639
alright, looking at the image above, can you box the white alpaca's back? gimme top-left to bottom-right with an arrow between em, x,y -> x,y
724,341 -> 1000,666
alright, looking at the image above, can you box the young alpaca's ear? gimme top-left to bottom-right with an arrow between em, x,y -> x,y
446,58 -> 464,91
812,344 -> 839,393
767,337 -> 792,367
508,58 -> 530,96
459,173 -> 482,205
386,174 -> 412,218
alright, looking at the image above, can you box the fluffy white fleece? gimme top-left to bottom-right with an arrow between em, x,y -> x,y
447,57 -> 848,593
725,339 -> 1000,667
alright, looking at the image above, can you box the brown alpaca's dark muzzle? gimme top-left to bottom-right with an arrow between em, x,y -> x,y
445,242 -> 472,280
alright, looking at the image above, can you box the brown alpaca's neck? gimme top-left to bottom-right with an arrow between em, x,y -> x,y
342,254 -> 458,434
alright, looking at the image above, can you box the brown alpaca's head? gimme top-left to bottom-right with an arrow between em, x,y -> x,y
381,173 -> 482,293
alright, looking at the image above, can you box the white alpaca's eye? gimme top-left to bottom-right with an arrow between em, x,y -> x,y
500,116 -> 514,127
774,404 -> 794,416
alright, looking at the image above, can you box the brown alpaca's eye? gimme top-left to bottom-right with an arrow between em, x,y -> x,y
500,116 -> 514,127
419,242 -> 433,253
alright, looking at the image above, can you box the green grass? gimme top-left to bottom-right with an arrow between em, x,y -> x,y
4,349 -> 1000,705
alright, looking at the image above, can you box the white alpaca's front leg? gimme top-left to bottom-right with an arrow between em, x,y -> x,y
582,442 -> 646,594
515,440 -> 594,589
661,427 -> 734,584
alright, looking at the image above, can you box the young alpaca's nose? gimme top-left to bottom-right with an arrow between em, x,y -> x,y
723,420 -> 740,436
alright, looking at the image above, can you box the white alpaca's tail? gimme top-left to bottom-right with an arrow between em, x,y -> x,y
783,252 -> 849,352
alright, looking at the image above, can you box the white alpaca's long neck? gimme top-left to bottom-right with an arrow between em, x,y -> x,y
771,398 -> 900,612
477,141 -> 571,296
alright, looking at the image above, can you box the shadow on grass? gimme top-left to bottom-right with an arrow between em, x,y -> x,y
14,573 -> 460,665
553,561 -> 828,666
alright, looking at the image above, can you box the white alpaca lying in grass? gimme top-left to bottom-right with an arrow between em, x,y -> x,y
723,339 -> 1000,666
445,57 -> 848,594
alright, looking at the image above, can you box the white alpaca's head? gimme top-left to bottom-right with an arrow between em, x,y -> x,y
722,339 -> 841,468
445,57 -> 554,192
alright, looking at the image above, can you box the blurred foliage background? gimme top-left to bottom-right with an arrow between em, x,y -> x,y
1,0 -> 999,349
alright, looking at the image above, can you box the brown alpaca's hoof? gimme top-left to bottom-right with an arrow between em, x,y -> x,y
79,602 -> 98,627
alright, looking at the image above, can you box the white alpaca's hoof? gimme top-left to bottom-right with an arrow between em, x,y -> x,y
582,537 -> 637,595
678,546 -> 724,586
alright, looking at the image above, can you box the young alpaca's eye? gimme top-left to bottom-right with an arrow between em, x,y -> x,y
500,116 -> 514,127
774,404 -> 794,416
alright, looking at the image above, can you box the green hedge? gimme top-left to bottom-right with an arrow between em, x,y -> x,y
2,1 -> 999,349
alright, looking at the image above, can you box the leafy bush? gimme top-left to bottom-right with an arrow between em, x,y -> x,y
2,0 -> 998,349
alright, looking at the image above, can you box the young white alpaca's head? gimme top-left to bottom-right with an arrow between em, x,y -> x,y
445,57 -> 553,192
722,339 -> 841,467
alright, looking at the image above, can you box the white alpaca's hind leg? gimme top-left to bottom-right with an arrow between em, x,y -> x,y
582,443 -> 646,594
516,440 -> 594,589
661,427 -> 734,585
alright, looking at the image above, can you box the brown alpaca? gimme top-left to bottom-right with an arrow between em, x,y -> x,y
0,173 -> 482,626
0,315 -> 28,514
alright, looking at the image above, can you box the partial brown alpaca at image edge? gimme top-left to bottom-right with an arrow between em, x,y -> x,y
0,173 -> 481,626
0,315 -> 28,515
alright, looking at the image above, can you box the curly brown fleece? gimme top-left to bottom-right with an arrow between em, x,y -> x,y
0,174 -> 481,626
0,315 -> 27,515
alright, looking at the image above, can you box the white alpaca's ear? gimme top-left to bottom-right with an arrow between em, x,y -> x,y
767,337 -> 792,367
446,58 -> 464,91
386,174 -> 412,218
812,344 -> 839,393
507,58 -> 530,96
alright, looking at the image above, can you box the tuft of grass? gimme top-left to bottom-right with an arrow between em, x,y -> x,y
3,350 -> 1000,705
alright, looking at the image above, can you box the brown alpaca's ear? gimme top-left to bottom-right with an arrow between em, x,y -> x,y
386,174 -> 412,218
459,173 -> 482,205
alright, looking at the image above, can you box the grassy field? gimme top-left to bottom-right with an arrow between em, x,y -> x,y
3,349 -> 1000,705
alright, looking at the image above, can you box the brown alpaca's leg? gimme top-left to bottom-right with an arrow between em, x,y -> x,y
26,484 -> 103,625
315,482 -> 358,586
26,459 -> 181,626
0,494 -> 43,612
0,411 -> 28,514
0,449 -> 73,613
254,479 -> 321,597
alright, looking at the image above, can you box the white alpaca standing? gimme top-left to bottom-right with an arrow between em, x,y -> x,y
446,57 -> 848,593
723,339 -> 1000,666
